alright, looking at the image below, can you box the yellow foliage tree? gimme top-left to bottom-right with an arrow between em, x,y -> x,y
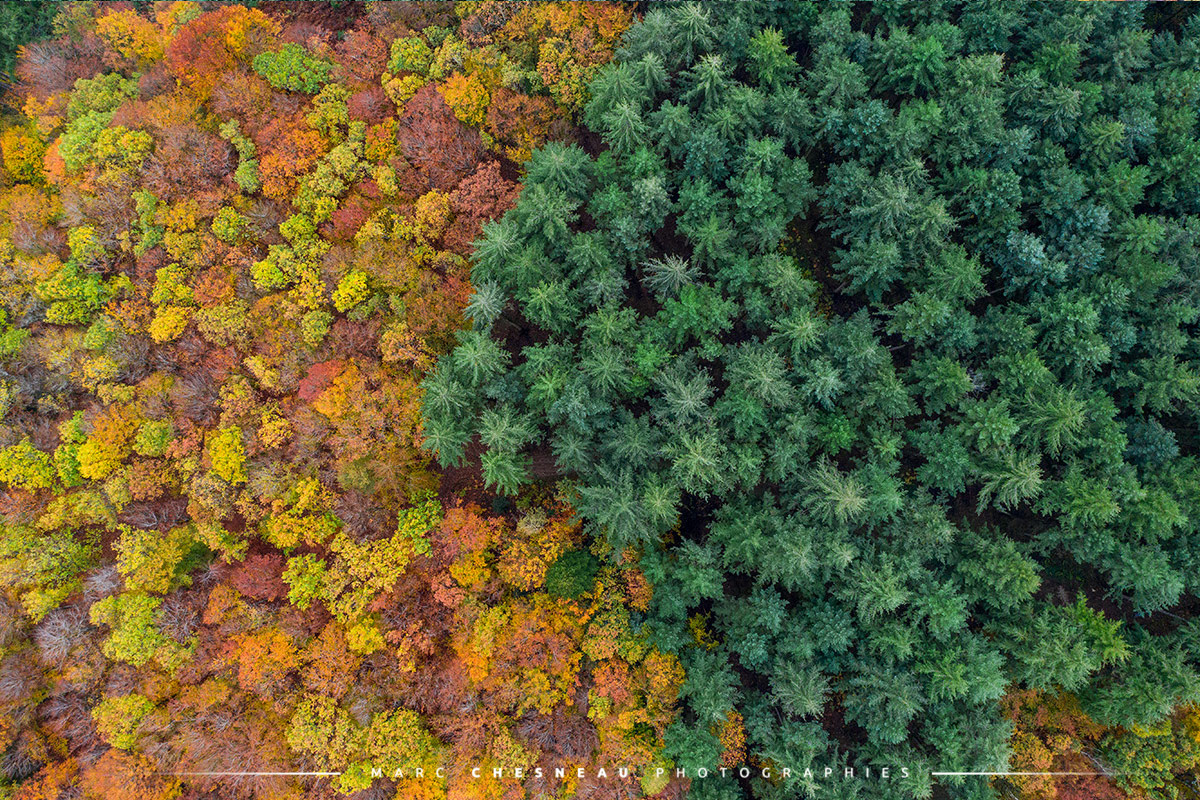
439,73 -> 490,128
205,426 -> 246,485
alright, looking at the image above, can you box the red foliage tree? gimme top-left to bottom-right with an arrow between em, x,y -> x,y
336,27 -> 388,88
435,502 -> 503,561
142,122 -> 232,202
1053,757 -> 1127,800
328,198 -> 372,241
17,38 -> 107,99
396,85 -> 485,192
297,360 -> 346,403
347,85 -> 391,125
229,554 -> 286,602
210,72 -> 287,138
446,160 -> 521,254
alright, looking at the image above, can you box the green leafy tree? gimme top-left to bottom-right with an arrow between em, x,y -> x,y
253,44 -> 333,93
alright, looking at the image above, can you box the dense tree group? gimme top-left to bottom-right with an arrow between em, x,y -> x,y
5,2 -> 1200,800
421,2 -> 1200,799
0,3 -> 691,800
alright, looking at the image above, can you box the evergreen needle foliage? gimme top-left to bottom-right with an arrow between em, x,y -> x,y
423,2 -> 1200,796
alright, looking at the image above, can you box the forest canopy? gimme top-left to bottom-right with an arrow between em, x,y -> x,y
2,2 -> 1200,800
421,2 -> 1200,799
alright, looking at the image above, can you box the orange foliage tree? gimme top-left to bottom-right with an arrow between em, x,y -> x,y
0,3 -> 643,799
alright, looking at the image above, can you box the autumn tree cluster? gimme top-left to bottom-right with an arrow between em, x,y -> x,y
6,2 -> 1200,800
0,2 -> 685,800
